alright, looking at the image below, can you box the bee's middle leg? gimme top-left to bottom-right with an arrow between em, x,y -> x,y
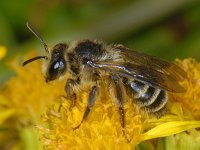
73,85 -> 98,130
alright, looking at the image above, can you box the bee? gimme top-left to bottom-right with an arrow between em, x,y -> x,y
23,23 -> 186,141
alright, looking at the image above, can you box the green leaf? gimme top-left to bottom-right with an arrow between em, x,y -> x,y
20,127 -> 41,150
177,132 -> 200,150
156,136 -> 177,150
136,141 -> 154,150
155,131 -> 200,150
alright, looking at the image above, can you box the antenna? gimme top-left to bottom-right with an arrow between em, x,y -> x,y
26,22 -> 49,54
22,56 -> 47,66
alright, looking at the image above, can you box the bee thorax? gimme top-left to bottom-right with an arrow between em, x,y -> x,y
74,40 -> 105,61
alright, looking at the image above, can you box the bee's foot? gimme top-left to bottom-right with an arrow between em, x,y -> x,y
69,94 -> 76,110
122,128 -> 130,143
73,122 -> 82,131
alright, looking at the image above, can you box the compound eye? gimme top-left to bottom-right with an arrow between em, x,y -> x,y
47,58 -> 66,82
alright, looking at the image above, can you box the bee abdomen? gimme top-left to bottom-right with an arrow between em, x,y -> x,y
126,80 -> 168,113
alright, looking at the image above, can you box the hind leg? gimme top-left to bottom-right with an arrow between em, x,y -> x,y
110,75 -> 129,142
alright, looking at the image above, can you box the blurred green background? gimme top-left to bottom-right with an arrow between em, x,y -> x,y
1,0 -> 200,83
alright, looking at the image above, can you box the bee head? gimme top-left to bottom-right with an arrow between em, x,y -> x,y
23,22 -> 68,82
45,43 -> 68,82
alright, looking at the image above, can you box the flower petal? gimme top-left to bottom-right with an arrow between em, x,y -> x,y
140,121 -> 200,141
0,108 -> 15,124
0,46 -> 7,60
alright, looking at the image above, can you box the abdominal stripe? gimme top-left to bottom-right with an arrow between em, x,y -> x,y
127,80 -> 167,113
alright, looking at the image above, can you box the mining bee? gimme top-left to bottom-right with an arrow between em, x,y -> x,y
23,23 -> 186,141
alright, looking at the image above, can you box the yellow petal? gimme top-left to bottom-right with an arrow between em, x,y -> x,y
0,46 -> 7,60
0,95 -> 10,105
140,121 -> 200,141
0,109 -> 15,124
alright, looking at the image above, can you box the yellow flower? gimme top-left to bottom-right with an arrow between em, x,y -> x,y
0,52 -> 66,149
0,46 -> 6,60
1,53 -> 65,122
1,54 -> 200,149
171,58 -> 200,119
36,58 -> 200,149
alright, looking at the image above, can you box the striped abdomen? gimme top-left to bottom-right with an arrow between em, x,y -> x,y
125,79 -> 168,115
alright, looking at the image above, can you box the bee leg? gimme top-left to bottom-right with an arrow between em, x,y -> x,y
111,75 -> 130,142
73,85 -> 98,130
57,95 -> 67,112
58,79 -> 77,112
65,79 -> 77,110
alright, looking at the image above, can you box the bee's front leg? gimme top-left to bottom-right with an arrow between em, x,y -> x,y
73,85 -> 98,130
65,79 -> 78,110
58,78 -> 78,112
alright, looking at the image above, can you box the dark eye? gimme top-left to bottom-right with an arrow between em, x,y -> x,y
46,58 -> 66,82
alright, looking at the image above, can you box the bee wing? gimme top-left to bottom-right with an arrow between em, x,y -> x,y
89,45 -> 186,93
90,61 -> 185,93
114,45 -> 187,82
